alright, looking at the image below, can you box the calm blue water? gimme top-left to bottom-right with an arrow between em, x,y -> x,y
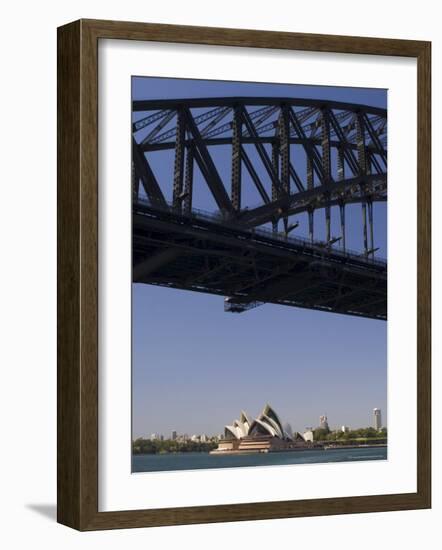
132,447 -> 387,473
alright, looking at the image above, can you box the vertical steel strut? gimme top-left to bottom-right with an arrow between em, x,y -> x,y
338,146 -> 345,251
183,137 -> 194,215
307,155 -> 314,243
368,200 -> 374,257
231,106 -> 242,211
356,112 -> 369,257
340,203 -> 346,253
321,108 -> 331,244
272,140 -> 279,234
362,201 -> 368,257
279,104 -> 290,235
172,109 -> 185,211
337,146 -> 344,181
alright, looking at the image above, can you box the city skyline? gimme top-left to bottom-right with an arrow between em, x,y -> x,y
138,419 -> 385,442
132,77 -> 387,440
134,401 -> 385,440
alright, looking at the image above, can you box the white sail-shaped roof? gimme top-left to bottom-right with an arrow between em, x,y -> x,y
260,414 -> 284,439
224,404 -> 292,440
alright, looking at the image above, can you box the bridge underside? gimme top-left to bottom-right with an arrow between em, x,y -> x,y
133,204 -> 387,320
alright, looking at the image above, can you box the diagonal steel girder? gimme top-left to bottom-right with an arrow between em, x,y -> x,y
363,113 -> 388,166
182,107 -> 235,214
240,148 -> 271,204
239,105 -> 286,198
132,137 -> 168,208
289,108 -> 325,181
240,105 -> 305,194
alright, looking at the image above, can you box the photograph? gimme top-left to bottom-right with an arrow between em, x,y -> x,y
131,76 -> 388,473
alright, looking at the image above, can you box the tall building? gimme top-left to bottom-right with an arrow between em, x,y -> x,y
373,408 -> 382,431
319,415 -> 329,431
171,430 -> 177,441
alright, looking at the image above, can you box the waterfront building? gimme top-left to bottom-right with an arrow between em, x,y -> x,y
341,426 -> 350,433
373,408 -> 382,431
150,433 -> 158,441
172,430 -> 177,441
319,415 -> 330,431
211,404 -> 311,455
303,428 -> 314,442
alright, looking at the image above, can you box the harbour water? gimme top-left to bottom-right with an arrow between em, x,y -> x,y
132,446 -> 387,473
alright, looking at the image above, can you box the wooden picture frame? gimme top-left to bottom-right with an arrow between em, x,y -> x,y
57,18 -> 431,530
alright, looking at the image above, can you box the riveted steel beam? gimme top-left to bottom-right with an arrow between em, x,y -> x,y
183,140 -> 194,215
133,96 -> 387,118
356,112 -> 367,176
172,109 -> 186,211
231,106 -> 242,211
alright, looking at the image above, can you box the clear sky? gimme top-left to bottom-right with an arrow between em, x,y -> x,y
132,76 -> 387,439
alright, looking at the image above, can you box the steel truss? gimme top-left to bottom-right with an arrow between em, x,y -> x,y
132,97 -> 387,319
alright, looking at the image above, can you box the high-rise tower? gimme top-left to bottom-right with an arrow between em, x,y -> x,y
373,408 -> 382,431
319,415 -> 329,431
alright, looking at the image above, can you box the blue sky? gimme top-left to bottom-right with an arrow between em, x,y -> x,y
132,76 -> 387,439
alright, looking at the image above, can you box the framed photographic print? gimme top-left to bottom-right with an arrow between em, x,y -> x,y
57,19 -> 431,530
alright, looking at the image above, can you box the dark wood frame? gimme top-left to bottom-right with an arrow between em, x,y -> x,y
57,18 -> 431,531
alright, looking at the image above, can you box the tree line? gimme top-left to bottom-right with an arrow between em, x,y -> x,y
313,427 -> 387,443
132,438 -> 218,455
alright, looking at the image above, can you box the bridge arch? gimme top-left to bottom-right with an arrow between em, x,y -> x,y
133,97 -> 387,257
132,97 -> 387,320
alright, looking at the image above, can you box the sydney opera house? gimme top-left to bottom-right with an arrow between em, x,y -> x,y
210,404 -> 309,455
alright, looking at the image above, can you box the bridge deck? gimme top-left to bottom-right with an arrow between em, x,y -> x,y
133,203 -> 387,320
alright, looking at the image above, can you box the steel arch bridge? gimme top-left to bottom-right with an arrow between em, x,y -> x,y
132,97 -> 387,320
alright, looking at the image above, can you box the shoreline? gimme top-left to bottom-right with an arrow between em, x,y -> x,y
210,443 -> 387,456
132,443 -> 388,457
323,443 -> 387,450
